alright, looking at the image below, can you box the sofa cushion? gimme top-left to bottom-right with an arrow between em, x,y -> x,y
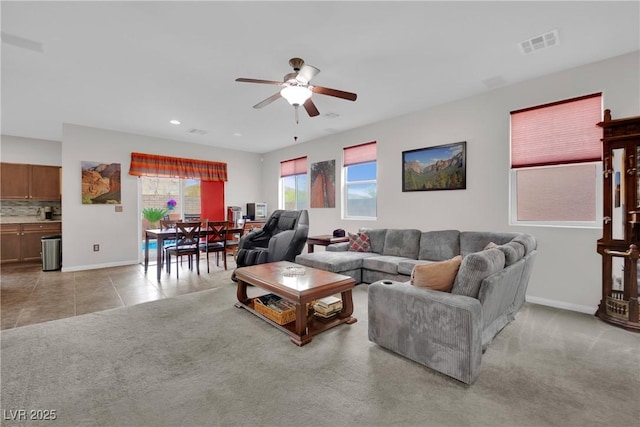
410,255 -> 462,292
348,232 -> 371,252
497,241 -> 525,266
398,259 -> 434,276
383,229 -> 421,258
451,248 -> 505,298
362,255 -> 408,274
512,233 -> 537,255
419,230 -> 461,261
460,231 -> 519,256
295,251 -> 376,273
360,228 -> 387,254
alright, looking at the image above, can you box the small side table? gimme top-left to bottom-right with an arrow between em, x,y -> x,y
306,235 -> 349,253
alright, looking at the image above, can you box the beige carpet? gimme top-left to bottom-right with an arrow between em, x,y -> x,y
1,281 -> 639,427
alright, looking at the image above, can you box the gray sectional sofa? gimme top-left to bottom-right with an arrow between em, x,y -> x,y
295,228 -> 537,384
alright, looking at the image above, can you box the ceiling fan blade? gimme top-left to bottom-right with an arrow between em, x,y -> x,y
303,98 -> 320,117
236,78 -> 285,86
296,64 -> 320,83
253,92 -> 282,109
311,85 -> 357,102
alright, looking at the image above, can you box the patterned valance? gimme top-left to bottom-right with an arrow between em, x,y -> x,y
129,152 -> 227,181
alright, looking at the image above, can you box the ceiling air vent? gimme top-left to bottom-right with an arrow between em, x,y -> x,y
519,29 -> 559,54
187,128 -> 207,135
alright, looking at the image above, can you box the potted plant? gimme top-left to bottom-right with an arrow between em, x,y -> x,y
166,198 -> 177,211
142,207 -> 168,228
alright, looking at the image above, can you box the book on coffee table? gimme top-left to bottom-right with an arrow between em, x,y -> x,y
316,296 -> 341,308
313,302 -> 342,315
256,294 -> 295,312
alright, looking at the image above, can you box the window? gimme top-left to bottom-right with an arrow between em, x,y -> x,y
280,157 -> 308,210
140,177 -> 201,220
343,141 -> 377,219
510,93 -> 602,226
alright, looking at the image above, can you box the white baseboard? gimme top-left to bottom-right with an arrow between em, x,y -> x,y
61,260 -> 139,272
526,295 -> 596,315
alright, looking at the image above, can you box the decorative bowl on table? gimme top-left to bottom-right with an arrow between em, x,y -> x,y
283,266 -> 306,277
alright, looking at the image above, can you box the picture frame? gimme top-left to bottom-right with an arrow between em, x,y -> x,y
402,141 -> 466,192
310,160 -> 336,208
81,161 -> 122,204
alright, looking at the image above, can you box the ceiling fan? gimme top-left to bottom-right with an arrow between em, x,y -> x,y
235,57 -> 357,123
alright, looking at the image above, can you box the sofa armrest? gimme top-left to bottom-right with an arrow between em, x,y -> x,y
327,242 -> 350,252
368,281 -> 482,384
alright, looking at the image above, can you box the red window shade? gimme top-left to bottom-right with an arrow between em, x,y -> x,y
280,156 -> 307,177
344,141 -> 377,166
511,93 -> 602,168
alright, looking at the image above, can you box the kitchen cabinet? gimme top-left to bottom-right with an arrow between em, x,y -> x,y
0,222 -> 61,263
0,163 -> 61,200
0,224 -> 22,263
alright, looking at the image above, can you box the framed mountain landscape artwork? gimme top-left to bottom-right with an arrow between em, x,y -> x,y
402,142 -> 466,192
81,161 -> 122,204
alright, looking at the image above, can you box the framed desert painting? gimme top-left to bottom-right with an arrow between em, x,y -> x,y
81,161 -> 122,204
402,141 -> 466,192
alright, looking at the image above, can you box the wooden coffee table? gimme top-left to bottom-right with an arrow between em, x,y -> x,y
234,261 -> 357,346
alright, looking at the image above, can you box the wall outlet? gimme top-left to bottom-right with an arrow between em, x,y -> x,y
93,244 -> 100,252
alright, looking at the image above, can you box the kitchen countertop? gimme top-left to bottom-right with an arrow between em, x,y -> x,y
0,216 -> 62,224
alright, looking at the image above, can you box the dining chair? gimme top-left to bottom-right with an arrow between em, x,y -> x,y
158,219 -> 180,265
199,220 -> 228,272
165,221 -> 201,278
225,222 -> 245,261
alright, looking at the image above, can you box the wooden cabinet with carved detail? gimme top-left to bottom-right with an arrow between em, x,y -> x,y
596,109 -> 640,332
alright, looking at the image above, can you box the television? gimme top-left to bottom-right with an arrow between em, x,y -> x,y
246,203 -> 267,220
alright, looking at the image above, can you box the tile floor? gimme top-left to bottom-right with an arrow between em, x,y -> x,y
0,256 -> 236,330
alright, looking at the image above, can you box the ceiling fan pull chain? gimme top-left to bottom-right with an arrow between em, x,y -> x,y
295,105 -> 300,124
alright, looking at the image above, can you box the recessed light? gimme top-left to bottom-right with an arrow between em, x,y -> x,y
169,119 -> 181,125
233,132 -> 243,137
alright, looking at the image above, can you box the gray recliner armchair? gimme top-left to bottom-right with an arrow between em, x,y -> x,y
233,210 -> 309,275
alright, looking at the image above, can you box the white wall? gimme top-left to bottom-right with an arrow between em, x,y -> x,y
61,124 -> 262,271
0,135 -> 62,165
260,51 -> 640,314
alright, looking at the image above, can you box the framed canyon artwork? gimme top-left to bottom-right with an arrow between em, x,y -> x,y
81,161 -> 122,204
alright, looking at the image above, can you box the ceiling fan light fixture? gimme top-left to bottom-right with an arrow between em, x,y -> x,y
280,86 -> 312,106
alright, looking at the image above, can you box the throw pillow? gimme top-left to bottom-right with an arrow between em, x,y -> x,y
348,232 -> 371,252
410,255 -> 462,292
484,241 -> 498,250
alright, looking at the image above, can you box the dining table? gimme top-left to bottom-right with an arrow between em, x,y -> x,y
144,227 -> 243,281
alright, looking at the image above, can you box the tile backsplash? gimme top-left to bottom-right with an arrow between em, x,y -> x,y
0,201 -> 62,217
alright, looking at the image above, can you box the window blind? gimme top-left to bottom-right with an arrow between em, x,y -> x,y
344,141 -> 377,166
510,93 -> 602,168
280,156 -> 307,177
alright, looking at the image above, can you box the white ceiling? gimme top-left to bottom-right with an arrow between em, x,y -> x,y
2,1 -> 639,154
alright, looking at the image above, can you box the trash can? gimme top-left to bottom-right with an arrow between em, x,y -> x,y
41,234 -> 62,271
